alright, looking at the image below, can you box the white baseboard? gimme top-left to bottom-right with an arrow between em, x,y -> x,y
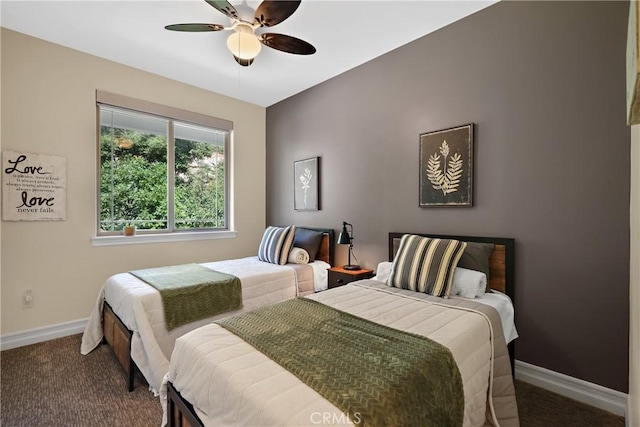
515,360 -> 628,418
0,318 -> 88,351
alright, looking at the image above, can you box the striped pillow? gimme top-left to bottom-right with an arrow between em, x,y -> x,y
387,235 -> 467,297
258,226 -> 296,265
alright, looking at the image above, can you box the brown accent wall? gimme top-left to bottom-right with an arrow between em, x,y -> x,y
266,1 -> 631,392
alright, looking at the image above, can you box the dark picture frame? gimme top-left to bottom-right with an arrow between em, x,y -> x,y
419,123 -> 473,207
294,156 -> 320,211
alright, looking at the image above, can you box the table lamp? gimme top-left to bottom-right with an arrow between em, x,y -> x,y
337,221 -> 361,270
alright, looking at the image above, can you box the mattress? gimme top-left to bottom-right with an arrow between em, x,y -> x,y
162,280 -> 519,427
81,256 -> 329,394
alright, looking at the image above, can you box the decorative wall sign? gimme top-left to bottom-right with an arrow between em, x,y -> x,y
2,151 -> 67,221
294,156 -> 320,211
419,124 -> 473,207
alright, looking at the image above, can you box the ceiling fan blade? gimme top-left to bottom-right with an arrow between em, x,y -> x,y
260,33 -> 316,55
254,1 -> 301,27
204,0 -> 239,20
232,55 -> 254,67
165,23 -> 225,32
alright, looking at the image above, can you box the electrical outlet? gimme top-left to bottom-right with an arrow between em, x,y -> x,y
23,290 -> 34,308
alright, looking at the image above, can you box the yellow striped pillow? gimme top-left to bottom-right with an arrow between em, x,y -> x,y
387,235 -> 467,297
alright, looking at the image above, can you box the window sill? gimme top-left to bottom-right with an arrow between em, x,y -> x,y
91,230 -> 237,247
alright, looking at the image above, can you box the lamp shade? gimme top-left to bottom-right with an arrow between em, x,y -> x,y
337,222 -> 350,245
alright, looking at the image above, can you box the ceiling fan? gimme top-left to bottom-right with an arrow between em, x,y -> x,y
165,0 -> 316,67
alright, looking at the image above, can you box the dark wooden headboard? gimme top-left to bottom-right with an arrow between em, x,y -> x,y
388,232 -> 515,300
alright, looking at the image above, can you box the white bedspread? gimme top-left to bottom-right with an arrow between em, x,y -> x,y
163,281 -> 516,427
81,257 -> 328,394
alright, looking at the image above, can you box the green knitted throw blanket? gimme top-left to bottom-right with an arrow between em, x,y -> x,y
215,298 -> 463,427
130,264 -> 242,331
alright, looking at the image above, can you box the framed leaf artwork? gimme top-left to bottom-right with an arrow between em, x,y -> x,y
419,124 -> 473,207
294,156 -> 320,211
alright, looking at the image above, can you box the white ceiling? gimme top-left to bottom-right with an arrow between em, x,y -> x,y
1,0 -> 497,107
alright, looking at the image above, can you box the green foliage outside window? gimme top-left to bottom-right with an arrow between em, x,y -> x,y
99,128 -> 225,232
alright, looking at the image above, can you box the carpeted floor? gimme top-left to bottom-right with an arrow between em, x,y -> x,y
514,379 -> 625,427
0,334 -> 626,426
1,334 -> 161,426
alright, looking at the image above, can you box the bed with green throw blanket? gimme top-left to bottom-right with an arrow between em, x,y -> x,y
130,263 -> 242,331
162,281 -> 519,427
82,256 -> 330,395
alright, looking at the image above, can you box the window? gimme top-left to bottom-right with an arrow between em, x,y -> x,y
96,91 -> 232,236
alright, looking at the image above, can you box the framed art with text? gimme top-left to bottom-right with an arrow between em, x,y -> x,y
419,123 -> 473,207
294,156 -> 319,211
2,150 -> 67,220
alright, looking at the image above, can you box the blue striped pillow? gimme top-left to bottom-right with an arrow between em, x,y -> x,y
258,226 -> 296,265
387,234 -> 467,297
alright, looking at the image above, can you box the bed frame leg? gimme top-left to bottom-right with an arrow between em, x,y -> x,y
167,386 -> 176,426
127,359 -> 135,392
508,342 -> 515,378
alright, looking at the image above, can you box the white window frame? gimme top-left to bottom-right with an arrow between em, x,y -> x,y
92,90 -> 235,246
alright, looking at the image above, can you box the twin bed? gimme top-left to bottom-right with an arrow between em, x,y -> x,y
162,232 -> 519,427
81,227 -> 335,394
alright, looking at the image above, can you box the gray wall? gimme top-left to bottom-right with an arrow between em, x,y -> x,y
266,1 -> 630,393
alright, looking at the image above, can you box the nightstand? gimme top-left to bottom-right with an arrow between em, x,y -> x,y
327,266 -> 374,289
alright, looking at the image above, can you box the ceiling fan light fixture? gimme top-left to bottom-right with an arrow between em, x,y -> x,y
166,0 -> 316,66
226,23 -> 261,61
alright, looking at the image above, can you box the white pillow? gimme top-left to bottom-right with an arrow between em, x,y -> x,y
451,267 -> 487,298
373,261 -> 393,283
288,247 -> 310,264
